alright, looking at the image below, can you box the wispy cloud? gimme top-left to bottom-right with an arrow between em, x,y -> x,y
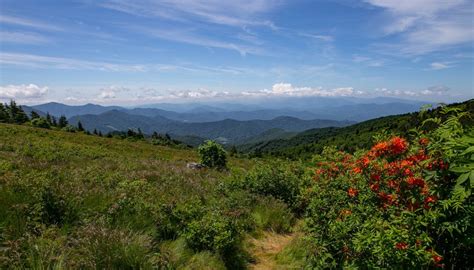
430,62 -> 452,70
0,31 -> 51,44
0,15 -> 63,31
100,0 -> 278,29
352,55 -> 385,67
375,85 -> 451,97
365,0 -> 473,55
129,26 -> 265,56
0,52 -> 147,72
299,33 -> 334,42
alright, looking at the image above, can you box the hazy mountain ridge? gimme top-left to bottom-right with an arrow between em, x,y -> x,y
30,97 -> 426,123
68,111 -> 353,144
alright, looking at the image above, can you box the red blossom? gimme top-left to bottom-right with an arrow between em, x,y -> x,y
370,183 -> 380,192
406,177 -> 425,188
395,242 -> 409,250
419,137 -> 429,146
389,137 -> 408,155
432,254 -> 443,263
348,188 -> 358,197
370,174 -> 381,181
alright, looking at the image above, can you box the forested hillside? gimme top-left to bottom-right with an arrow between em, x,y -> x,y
241,100 -> 474,159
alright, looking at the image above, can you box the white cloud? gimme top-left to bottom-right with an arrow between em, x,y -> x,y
0,15 -> 62,31
97,85 -> 132,99
243,83 -> 361,97
129,26 -> 265,56
299,33 -> 334,42
0,31 -> 51,44
101,0 -> 278,28
420,85 -> 450,95
0,84 -> 48,99
352,55 -> 385,67
375,85 -> 450,96
365,0 -> 473,55
0,52 -> 147,72
430,62 -> 452,70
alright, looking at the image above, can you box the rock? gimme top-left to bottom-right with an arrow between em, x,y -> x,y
186,162 -> 205,170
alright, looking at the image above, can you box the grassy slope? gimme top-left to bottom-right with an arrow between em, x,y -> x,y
0,123 -> 254,269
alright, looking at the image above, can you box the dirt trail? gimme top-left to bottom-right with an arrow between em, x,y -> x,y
248,231 -> 297,270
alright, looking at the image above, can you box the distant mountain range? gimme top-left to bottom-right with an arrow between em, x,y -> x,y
67,111 -> 353,144
22,97 -> 430,145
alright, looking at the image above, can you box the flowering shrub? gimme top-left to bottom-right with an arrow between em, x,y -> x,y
305,105 -> 473,268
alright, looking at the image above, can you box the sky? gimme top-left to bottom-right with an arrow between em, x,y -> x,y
0,0 -> 473,105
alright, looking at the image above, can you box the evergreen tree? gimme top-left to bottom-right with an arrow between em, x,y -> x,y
30,111 -> 40,120
127,129 -> 135,137
58,115 -> 68,128
46,113 -> 52,124
98,131 -> 103,137
51,116 -> 57,127
8,100 -> 29,124
77,121 -> 84,131
0,103 -> 7,122
93,129 -> 98,135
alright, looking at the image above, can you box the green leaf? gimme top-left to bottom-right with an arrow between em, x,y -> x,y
456,172 -> 469,186
461,146 -> 474,155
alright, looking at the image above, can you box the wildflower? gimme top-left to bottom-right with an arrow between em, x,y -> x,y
370,141 -> 390,157
389,137 -> 408,155
406,177 -> 425,188
432,254 -> 443,263
425,196 -> 437,204
419,137 -> 429,146
395,242 -> 408,250
403,168 -> 413,176
352,167 -> 362,174
424,195 -> 437,209
347,188 -> 358,197
370,183 -> 380,192
370,174 -> 381,181
360,156 -> 370,168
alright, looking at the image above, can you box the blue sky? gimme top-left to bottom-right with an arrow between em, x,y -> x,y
0,0 -> 473,105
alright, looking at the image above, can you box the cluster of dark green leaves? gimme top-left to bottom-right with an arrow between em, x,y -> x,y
198,140 -> 228,169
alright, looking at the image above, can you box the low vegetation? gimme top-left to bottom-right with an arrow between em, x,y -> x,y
0,100 -> 472,269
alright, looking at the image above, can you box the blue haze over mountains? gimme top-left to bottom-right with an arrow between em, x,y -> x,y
24,97 -> 426,145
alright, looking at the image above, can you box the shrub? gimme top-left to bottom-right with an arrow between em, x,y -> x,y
243,161 -> 307,212
303,105 -> 473,268
31,117 -> 51,129
198,140 -> 227,169
182,211 -> 241,253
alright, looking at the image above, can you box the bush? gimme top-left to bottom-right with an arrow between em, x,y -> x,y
303,105 -> 473,268
243,161 -> 307,212
31,117 -> 51,129
183,211 -> 241,253
198,140 -> 227,169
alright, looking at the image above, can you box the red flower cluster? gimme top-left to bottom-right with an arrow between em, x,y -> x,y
395,242 -> 409,250
315,136 -> 444,211
369,136 -> 408,157
347,188 -> 358,197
